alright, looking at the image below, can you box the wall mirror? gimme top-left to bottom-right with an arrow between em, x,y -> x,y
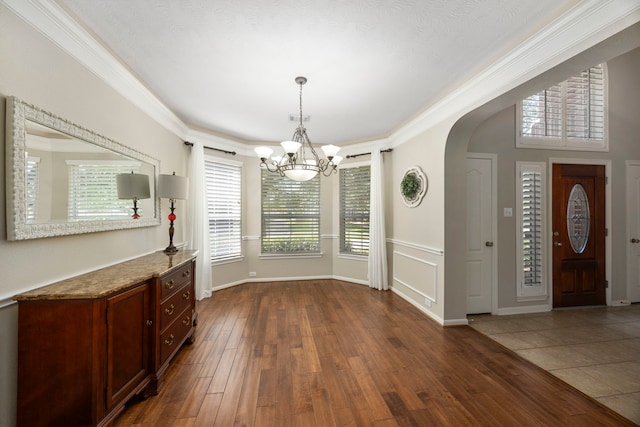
5,97 -> 160,240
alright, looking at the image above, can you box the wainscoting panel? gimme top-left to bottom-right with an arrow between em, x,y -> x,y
393,250 -> 438,304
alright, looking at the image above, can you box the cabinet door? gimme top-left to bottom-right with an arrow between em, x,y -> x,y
106,282 -> 151,410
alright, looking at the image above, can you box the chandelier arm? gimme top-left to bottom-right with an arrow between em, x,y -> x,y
321,166 -> 338,177
260,159 -> 281,173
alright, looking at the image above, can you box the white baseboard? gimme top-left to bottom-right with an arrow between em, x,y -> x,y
611,300 -> 631,306
390,286 -> 449,326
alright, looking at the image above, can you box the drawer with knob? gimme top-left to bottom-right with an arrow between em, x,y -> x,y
160,283 -> 193,331
160,263 -> 192,300
159,306 -> 193,365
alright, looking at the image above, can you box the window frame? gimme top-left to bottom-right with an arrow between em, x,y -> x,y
204,155 -> 243,264
339,163 -> 371,257
516,63 -> 608,152
260,169 -> 321,257
516,161 -> 548,301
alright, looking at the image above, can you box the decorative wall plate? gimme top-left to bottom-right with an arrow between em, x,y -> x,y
400,166 -> 427,207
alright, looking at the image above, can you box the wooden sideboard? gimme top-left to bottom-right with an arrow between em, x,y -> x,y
14,250 -> 197,427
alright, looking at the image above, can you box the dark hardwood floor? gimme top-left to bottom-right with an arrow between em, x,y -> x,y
114,280 -> 635,426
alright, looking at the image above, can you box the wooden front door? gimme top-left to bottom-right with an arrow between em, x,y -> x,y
552,164 -> 606,307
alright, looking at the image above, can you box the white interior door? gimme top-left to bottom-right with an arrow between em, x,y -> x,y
627,161 -> 640,302
466,155 -> 495,314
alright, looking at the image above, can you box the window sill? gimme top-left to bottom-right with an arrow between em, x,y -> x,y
259,252 -> 323,260
337,253 -> 368,261
516,137 -> 608,152
212,256 -> 244,266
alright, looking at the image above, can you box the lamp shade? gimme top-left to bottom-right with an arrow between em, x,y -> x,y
116,172 -> 150,199
254,146 -> 274,159
158,173 -> 189,200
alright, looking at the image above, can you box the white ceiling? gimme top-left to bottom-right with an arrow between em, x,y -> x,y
56,0 -> 577,145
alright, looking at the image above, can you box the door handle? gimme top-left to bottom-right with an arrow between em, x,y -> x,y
632,238 -> 640,244
485,241 -> 493,247
553,242 -> 563,247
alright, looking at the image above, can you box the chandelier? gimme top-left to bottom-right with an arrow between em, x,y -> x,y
254,76 -> 342,181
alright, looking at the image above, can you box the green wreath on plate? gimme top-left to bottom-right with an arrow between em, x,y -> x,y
400,166 -> 427,207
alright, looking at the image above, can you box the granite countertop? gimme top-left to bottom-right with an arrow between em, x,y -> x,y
14,250 -> 198,301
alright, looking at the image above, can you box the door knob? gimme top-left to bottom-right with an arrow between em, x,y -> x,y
632,238 -> 640,244
485,241 -> 494,247
553,242 -> 563,247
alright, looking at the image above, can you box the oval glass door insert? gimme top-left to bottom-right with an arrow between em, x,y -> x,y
567,183 -> 590,254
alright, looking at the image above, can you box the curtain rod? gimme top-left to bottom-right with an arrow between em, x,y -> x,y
345,148 -> 393,159
184,141 -> 236,156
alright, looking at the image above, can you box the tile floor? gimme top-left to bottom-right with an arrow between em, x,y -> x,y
468,304 -> 640,425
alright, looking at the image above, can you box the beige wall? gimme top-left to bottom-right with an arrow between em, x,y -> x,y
444,26 -> 640,322
0,7 -> 188,426
466,47 -> 640,309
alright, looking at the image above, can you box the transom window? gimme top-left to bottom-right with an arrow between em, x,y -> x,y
517,64 -> 607,151
260,170 -> 320,254
340,165 -> 370,256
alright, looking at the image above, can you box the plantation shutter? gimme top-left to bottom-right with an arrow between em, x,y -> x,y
521,83 -> 562,138
205,160 -> 242,261
566,64 -> 605,140
340,166 -> 370,255
68,163 -> 134,220
521,170 -> 542,287
261,170 -> 320,254
521,63 -> 605,144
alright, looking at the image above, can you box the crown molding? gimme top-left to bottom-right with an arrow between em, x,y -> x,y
2,0 -> 190,139
391,0 -> 640,147
4,0 -> 639,151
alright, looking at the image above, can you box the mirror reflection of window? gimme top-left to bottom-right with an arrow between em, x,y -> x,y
67,161 -> 144,221
25,155 -> 40,223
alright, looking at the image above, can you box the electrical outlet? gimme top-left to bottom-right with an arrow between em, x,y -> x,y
424,297 -> 432,307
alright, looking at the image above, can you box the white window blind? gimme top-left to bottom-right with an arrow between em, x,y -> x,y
205,159 -> 242,262
68,164 -> 137,221
340,166 -> 370,256
26,156 -> 40,223
516,162 -> 547,300
261,170 -> 320,254
519,64 -> 606,151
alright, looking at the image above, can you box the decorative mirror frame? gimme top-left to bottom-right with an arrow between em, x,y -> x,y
5,96 -> 161,240
400,166 -> 427,208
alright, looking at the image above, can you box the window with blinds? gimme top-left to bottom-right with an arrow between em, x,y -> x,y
340,166 -> 370,256
516,162 -> 547,300
205,159 -> 242,262
261,170 -> 320,254
68,163 -> 136,221
518,63 -> 607,151
26,156 -> 40,223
